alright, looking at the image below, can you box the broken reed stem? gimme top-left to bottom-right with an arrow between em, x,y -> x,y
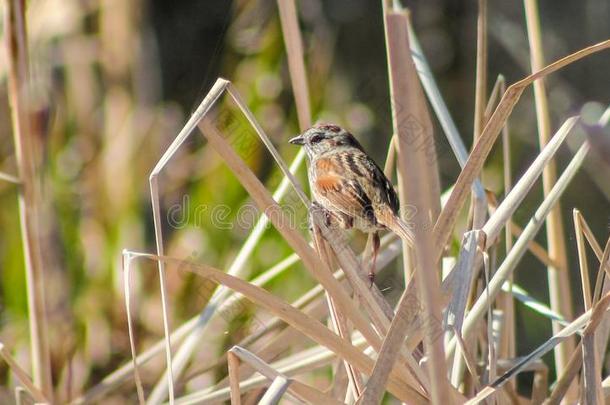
523,0 -> 575,381
382,7 -> 449,404
3,0 -> 53,398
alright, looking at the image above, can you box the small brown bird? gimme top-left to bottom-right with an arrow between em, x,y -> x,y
289,123 -> 414,284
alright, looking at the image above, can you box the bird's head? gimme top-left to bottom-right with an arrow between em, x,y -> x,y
289,123 -> 363,158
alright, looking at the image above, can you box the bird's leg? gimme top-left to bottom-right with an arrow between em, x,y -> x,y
368,231 -> 380,287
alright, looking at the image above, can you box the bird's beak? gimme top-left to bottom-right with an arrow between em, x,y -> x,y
289,135 -> 305,145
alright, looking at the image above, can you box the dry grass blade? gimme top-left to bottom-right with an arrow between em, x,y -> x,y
3,0 -> 54,398
451,327 -> 481,391
0,343 -> 48,403
123,251 -> 428,403
311,224 -> 364,397
356,276 -> 420,405
382,6 -> 448,404
582,326 -> 603,405
433,38 -> 610,256
547,236 -> 610,404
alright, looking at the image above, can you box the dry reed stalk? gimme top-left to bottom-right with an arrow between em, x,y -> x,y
276,0 -> 311,130
311,215 -> 396,331
447,230 -> 485,386
432,38 -> 610,257
312,224 -> 364,397
376,6 -> 449,403
122,251 -> 428,403
523,0 -> 575,384
357,276 -> 432,404
227,352 -> 241,405
122,253 -> 146,404
193,234 -> 403,393
0,343 -> 48,403
470,0 -> 488,229
499,84 -> 516,369
574,209 -> 593,310
3,0 -> 53,398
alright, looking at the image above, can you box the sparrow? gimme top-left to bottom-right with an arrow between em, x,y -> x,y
289,123 -> 414,284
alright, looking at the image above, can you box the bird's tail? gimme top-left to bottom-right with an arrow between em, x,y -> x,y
378,208 -> 415,247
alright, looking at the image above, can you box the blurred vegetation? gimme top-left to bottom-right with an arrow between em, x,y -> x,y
0,0 -> 609,401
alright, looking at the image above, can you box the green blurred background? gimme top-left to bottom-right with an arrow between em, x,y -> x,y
0,0 -> 609,401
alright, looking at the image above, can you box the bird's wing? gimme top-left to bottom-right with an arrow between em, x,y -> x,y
313,156 -> 375,222
352,152 -> 400,214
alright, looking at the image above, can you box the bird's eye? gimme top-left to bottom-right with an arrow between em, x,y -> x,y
309,133 -> 324,144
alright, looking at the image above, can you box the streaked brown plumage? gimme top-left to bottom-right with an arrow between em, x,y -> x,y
289,123 -> 414,284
